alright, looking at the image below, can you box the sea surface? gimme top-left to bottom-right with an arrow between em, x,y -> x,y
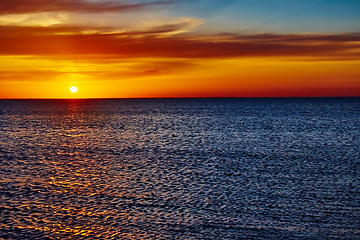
0,98 -> 359,239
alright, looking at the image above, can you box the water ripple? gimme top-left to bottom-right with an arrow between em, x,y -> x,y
1,98 -> 359,239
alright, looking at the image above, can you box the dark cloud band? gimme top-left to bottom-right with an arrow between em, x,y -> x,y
0,24 -> 359,59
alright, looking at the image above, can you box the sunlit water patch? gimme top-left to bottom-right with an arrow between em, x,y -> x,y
0,98 -> 359,239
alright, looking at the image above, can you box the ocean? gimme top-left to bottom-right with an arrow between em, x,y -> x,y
0,98 -> 359,239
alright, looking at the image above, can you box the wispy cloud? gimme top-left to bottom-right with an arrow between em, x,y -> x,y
0,54 -> 198,83
0,17 -> 202,38
0,24 -> 359,59
0,0 -> 181,14
215,32 -> 360,43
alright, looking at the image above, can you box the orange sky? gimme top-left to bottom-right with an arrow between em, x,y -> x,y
0,0 -> 359,98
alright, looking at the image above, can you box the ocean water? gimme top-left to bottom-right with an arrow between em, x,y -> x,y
0,98 -> 359,239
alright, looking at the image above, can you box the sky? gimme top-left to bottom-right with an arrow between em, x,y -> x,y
0,0 -> 359,98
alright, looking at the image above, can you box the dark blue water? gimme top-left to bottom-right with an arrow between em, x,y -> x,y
0,98 -> 359,239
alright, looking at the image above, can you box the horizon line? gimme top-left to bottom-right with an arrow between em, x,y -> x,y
1,96 -> 359,100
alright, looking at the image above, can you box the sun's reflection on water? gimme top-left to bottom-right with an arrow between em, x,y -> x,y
23,100 -> 150,239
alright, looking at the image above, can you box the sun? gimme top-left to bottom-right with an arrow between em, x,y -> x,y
70,86 -> 77,93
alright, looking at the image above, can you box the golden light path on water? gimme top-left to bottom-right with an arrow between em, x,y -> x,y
34,101 -> 144,239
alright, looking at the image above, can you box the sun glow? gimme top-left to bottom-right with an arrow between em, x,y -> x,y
70,86 -> 77,93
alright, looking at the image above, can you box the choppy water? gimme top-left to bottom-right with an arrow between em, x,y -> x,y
0,98 -> 359,239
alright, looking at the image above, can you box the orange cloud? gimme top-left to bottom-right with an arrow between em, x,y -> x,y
0,24 -> 359,59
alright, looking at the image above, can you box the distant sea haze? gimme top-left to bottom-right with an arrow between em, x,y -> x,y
0,98 -> 359,239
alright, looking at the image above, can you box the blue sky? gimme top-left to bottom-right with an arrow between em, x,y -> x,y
168,0 -> 360,34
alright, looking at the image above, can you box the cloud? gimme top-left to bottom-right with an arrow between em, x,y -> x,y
0,24 -> 359,59
215,32 -> 360,43
0,0 -> 180,14
0,55 -> 199,83
143,18 -> 203,35
0,69 -> 68,81
0,17 -> 202,37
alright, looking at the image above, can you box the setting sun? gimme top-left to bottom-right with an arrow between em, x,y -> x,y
70,86 -> 77,93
